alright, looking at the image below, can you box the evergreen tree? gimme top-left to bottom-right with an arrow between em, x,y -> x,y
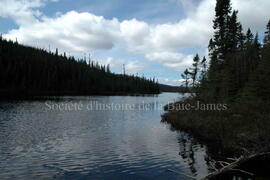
181,69 -> 190,91
245,28 -> 254,45
207,0 -> 235,100
227,10 -> 239,52
55,48 -> 58,56
212,0 -> 232,61
190,54 -> 200,88
255,21 -> 270,100
236,24 -> 245,50
200,56 -> 207,82
264,20 -> 270,45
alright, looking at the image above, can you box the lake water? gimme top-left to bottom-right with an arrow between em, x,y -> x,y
0,93 -> 210,180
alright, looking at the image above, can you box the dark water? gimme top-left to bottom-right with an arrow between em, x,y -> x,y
0,93 -> 210,180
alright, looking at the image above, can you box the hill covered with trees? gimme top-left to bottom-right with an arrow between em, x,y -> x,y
163,0 -> 270,154
0,36 -> 159,99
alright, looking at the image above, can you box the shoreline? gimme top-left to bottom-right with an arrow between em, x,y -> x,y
0,90 -> 164,100
161,98 -> 270,179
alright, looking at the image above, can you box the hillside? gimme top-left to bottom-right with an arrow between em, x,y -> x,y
0,37 -> 160,99
159,84 -> 186,93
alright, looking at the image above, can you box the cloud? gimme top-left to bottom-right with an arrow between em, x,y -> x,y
120,19 -> 150,53
145,52 -> 194,72
2,0 -> 215,63
120,0 -> 215,53
125,61 -> 146,74
164,78 -> 182,86
232,0 -> 270,32
4,11 -> 120,52
0,0 -> 58,26
169,0 -> 198,16
99,57 -> 147,74
0,0 -> 41,25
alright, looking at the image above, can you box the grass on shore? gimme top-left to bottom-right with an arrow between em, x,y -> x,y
162,97 -> 270,155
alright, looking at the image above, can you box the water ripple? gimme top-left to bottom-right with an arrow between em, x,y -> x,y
0,93 -> 209,180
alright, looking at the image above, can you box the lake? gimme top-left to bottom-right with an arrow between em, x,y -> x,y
0,93 -> 210,180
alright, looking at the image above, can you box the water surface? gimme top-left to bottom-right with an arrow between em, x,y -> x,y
0,93 -> 210,180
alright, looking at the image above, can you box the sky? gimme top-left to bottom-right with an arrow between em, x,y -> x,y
0,0 -> 270,85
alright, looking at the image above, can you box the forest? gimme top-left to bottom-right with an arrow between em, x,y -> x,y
0,36 -> 160,99
163,0 -> 270,154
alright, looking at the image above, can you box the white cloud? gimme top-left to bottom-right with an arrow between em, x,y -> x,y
4,11 -> 120,52
98,57 -> 147,74
232,0 -> 270,32
168,0 -> 198,16
2,0 -> 215,61
164,78 -> 182,86
125,61 -> 146,74
120,19 -> 150,53
120,0 -> 215,53
0,0 -> 58,26
146,52 -> 194,72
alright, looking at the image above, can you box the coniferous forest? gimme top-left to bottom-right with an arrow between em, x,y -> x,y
163,0 -> 270,154
0,36 -> 160,98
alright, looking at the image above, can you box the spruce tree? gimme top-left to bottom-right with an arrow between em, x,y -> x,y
227,10 -> 239,52
200,56 -> 207,81
264,20 -> 270,45
212,0 -> 232,61
255,21 -> 270,100
246,28 -> 254,45
181,69 -> 190,91
206,0 -> 234,100
236,24 -> 245,50
190,54 -> 200,88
